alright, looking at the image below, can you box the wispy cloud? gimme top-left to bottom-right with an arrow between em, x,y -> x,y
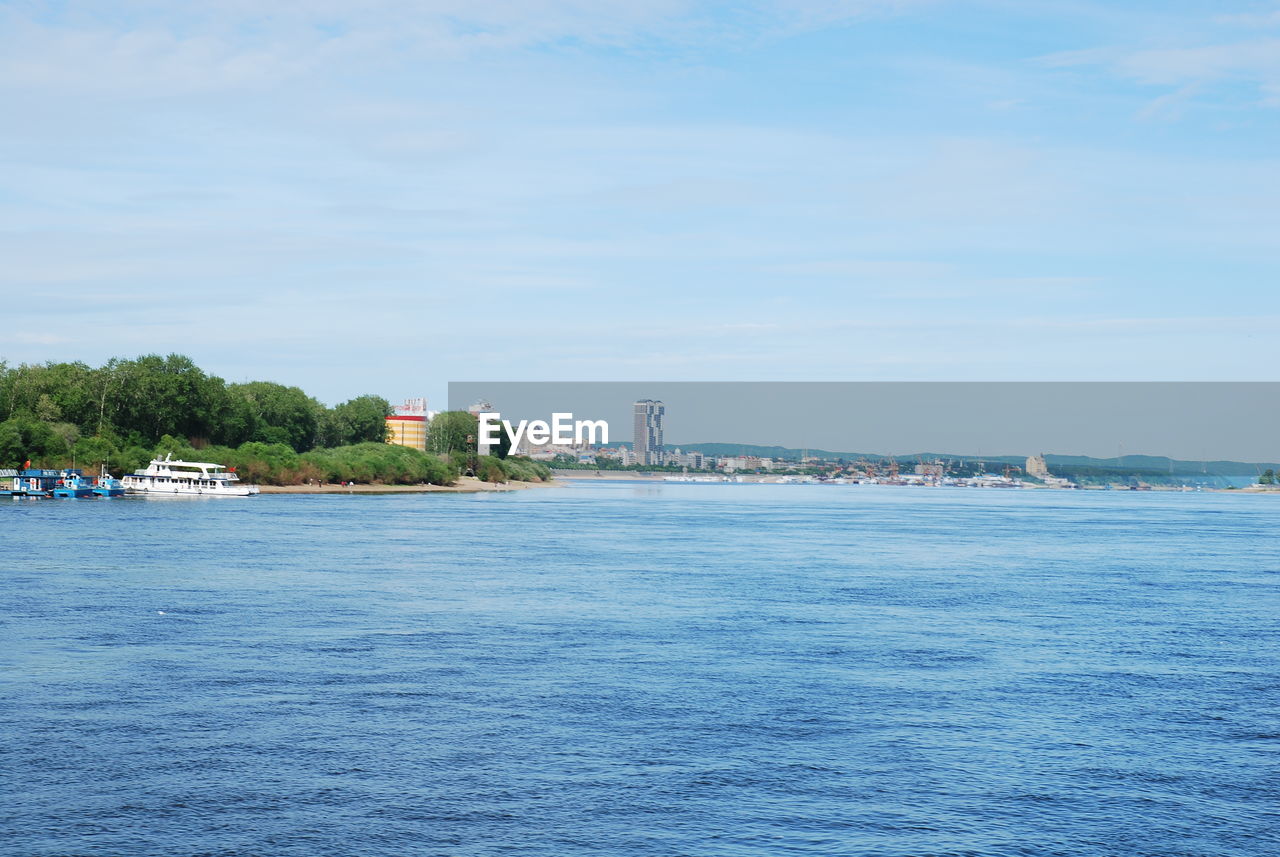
0,0 -> 935,97
1039,10 -> 1280,109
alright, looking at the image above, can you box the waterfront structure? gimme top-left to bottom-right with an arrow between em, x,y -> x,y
915,462 -> 945,480
386,397 -> 429,451
1026,454 -> 1050,479
669,450 -> 705,470
719,455 -> 773,473
633,400 -> 665,466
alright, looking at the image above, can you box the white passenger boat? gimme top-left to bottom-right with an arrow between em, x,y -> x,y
122,454 -> 259,496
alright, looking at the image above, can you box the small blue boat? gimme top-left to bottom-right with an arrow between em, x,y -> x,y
2,465 -> 125,498
10,469 -> 96,498
53,470 -> 96,498
93,474 -> 126,497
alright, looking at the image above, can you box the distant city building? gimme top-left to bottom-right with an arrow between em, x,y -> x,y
386,397 -> 429,451
671,450 -> 705,470
720,456 -> 772,472
1026,454 -> 1050,479
665,449 -> 697,469
915,462 -> 944,480
633,400 -> 665,466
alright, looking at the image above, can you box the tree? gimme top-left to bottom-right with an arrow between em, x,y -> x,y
1260,469 -> 1275,485
109,354 -> 225,442
426,411 -> 478,457
228,381 -> 324,452
319,395 -> 392,447
0,420 -> 23,467
0,417 -> 66,467
491,421 -> 513,459
35,394 -> 61,422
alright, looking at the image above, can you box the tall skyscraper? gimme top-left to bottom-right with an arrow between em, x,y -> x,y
633,399 -> 665,465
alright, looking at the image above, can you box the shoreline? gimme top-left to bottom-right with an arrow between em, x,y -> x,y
258,477 -> 561,495
553,472 -> 1269,493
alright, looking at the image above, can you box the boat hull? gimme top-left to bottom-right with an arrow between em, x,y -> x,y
51,487 -> 95,498
124,483 -> 258,497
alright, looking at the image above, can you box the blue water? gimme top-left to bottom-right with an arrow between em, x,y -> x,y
3,484 -> 1278,857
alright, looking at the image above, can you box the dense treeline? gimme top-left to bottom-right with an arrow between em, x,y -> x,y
0,354 -> 388,458
0,355 -> 551,486
0,354 -> 392,475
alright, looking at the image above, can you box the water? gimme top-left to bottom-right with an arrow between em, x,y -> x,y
3,484 -> 1278,857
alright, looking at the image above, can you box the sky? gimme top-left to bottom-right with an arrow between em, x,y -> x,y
2,1 -> 1279,407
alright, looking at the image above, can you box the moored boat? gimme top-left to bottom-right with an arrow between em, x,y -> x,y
122,454 -> 259,496
6,468 -> 97,498
93,475 -> 126,497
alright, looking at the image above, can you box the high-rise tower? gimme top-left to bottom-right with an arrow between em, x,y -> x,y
633,400 -> 665,466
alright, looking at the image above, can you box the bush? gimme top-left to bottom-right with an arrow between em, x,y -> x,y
299,443 -> 456,487
471,454 -> 551,483
477,456 -> 506,484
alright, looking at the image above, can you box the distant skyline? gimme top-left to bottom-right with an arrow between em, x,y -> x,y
3,2 -> 1279,404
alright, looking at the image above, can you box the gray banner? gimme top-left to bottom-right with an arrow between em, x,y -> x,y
448,382 -> 1280,467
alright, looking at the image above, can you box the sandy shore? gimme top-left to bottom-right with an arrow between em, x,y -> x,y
258,477 -> 560,495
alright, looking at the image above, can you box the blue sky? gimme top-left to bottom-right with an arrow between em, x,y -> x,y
2,1 -> 1278,406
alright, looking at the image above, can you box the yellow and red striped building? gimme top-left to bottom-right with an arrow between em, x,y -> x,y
386,398 -> 428,451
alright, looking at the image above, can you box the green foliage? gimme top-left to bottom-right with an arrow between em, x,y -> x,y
319,395 -> 391,447
300,443 -> 455,486
1260,469 -> 1275,485
427,410 -> 478,456
477,455 -> 507,484
228,381 -> 324,451
108,354 -> 226,443
490,423 -> 514,459
447,449 -> 472,476
475,454 -> 552,483
0,355 -> 405,469
0,416 -> 69,467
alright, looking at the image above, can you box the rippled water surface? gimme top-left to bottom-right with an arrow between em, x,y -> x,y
3,483 -> 1279,856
